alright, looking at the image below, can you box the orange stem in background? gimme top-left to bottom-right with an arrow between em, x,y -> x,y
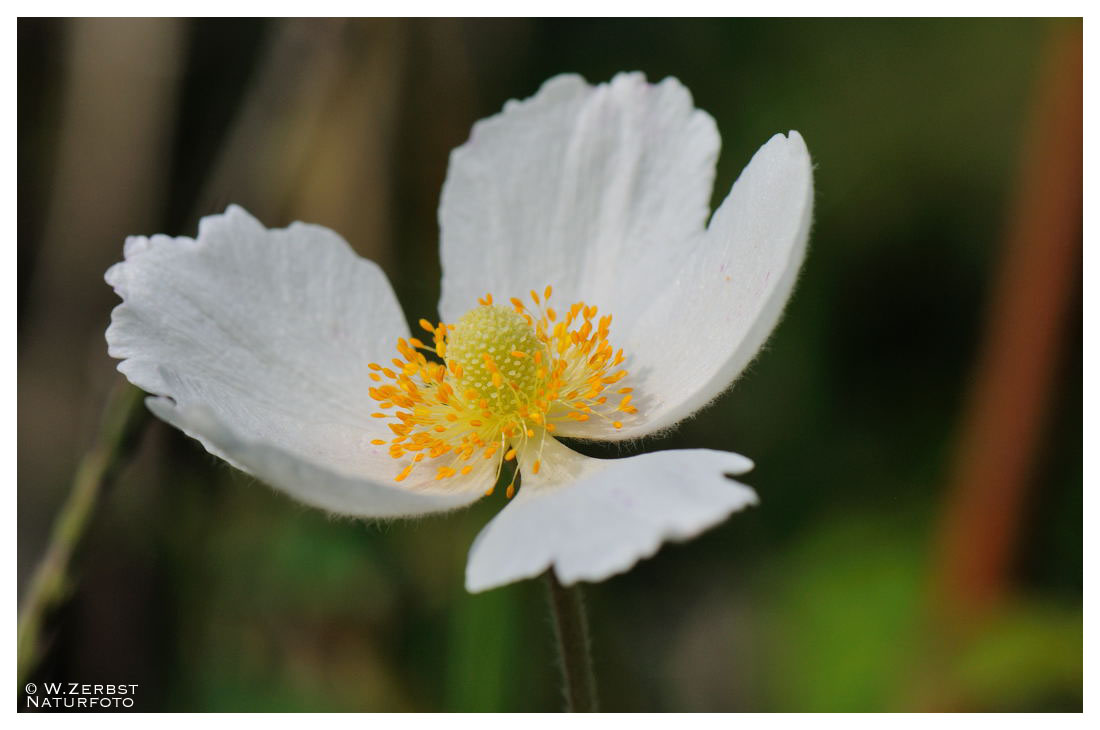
932,22 -> 1081,618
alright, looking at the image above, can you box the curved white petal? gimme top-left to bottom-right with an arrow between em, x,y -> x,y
437,72 -> 811,442
465,437 -> 756,592
149,398 -> 485,517
106,205 -> 487,514
438,72 -> 720,323
557,131 -> 814,440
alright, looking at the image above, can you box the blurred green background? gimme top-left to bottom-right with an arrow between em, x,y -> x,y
17,18 -> 1081,711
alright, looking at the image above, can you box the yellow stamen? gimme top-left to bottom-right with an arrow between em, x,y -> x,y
366,289 -> 634,485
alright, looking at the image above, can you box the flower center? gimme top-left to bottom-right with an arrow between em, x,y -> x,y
366,287 -> 636,494
446,305 -> 548,407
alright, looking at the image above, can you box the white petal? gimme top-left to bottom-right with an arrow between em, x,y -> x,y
106,205 -> 487,514
557,131 -> 814,440
465,437 -> 756,592
148,398 -> 483,517
437,72 -> 811,441
438,72 -> 720,323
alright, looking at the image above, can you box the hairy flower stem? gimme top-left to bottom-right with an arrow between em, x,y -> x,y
544,571 -> 598,712
17,383 -> 150,688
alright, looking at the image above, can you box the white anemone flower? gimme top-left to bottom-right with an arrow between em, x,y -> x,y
105,72 -> 813,593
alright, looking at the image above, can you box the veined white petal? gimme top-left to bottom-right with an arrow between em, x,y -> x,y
437,72 -> 810,441
438,72 -> 720,324
465,437 -> 756,592
149,398 -> 484,517
557,131 -> 814,440
106,205 -> 488,513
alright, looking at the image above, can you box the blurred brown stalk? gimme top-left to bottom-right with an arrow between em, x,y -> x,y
932,23 -> 1081,623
